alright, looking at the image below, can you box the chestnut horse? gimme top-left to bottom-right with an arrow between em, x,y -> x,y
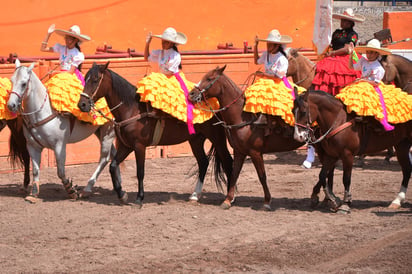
294,90 -> 412,213
189,66 -> 304,210
77,62 -> 233,207
381,54 -> 412,94
286,48 -> 316,90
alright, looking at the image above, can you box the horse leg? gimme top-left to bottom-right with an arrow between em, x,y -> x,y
249,151 -> 272,210
109,143 -> 132,204
384,147 -> 395,164
81,125 -> 116,198
336,152 -> 354,214
24,145 -> 43,204
188,135 -> 208,202
134,144 -> 147,207
221,150 -> 246,209
310,165 -> 335,208
319,159 -> 340,211
389,141 -> 411,209
54,144 -> 78,200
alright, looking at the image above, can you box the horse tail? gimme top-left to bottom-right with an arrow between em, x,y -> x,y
7,119 -> 28,169
208,145 -> 229,193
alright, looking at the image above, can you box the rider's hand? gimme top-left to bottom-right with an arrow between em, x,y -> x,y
48,24 -> 55,34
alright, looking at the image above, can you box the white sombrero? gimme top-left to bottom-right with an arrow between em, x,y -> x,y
54,25 -> 91,42
152,27 -> 187,45
355,39 -> 391,55
333,8 -> 365,23
258,29 -> 292,44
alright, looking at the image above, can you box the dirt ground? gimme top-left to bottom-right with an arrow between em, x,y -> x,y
0,149 -> 411,273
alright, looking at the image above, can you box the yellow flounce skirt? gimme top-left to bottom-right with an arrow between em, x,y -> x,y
336,81 -> 412,124
243,77 -> 306,126
45,72 -> 113,125
137,72 -> 219,124
0,77 -> 17,120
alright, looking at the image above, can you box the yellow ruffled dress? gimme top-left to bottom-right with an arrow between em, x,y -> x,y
336,81 -> 412,124
0,77 -> 18,120
137,72 -> 219,124
45,72 -> 113,125
243,76 -> 306,126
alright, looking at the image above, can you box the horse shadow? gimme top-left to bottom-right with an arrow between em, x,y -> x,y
1,183 -> 411,215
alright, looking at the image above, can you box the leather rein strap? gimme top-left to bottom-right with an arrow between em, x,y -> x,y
326,120 -> 354,139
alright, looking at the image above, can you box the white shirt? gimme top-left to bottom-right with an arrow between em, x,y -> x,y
148,48 -> 181,74
353,56 -> 385,83
257,51 -> 288,78
53,43 -> 84,71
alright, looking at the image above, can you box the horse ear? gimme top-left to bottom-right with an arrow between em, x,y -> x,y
103,61 -> 110,70
216,65 -> 227,75
15,59 -> 21,68
28,62 -> 35,72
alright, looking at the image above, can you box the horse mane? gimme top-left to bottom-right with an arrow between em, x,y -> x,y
108,69 -> 138,106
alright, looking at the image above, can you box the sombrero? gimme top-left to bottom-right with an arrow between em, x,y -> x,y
152,27 -> 187,45
355,39 -> 391,55
54,25 -> 91,42
258,29 -> 292,44
333,8 -> 365,23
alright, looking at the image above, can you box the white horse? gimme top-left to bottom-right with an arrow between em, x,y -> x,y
7,60 -> 116,203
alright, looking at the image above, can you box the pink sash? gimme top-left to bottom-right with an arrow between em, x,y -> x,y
374,86 -> 394,131
174,72 -> 195,135
282,76 -> 295,100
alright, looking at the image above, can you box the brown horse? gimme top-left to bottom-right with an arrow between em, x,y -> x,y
189,66 -> 304,210
381,54 -> 412,94
294,90 -> 412,213
77,62 -> 233,207
286,48 -> 316,90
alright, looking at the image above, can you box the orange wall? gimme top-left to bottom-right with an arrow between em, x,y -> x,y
0,0 -> 316,57
384,11 -> 412,50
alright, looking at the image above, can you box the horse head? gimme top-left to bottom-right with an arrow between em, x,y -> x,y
78,61 -> 110,112
189,65 -> 226,104
7,59 -> 36,113
293,91 -> 311,143
286,48 -> 315,90
381,54 -> 412,94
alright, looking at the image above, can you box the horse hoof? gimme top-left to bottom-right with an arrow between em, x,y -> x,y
220,201 -> 231,210
18,187 -> 29,195
119,192 -> 129,205
263,204 -> 272,211
68,192 -> 79,200
79,190 -> 92,199
133,200 -> 143,209
337,204 -> 351,214
24,195 -> 38,204
388,202 -> 401,209
310,194 -> 320,208
189,192 -> 200,202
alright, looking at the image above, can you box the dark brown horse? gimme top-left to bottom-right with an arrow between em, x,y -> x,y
4,117 -> 30,191
381,54 -> 412,94
189,66 -> 304,210
77,62 -> 233,207
294,90 -> 412,213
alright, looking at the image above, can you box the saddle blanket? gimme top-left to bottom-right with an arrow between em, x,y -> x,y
137,72 -> 220,124
0,77 -> 18,120
243,76 -> 306,126
45,73 -> 113,125
336,81 -> 412,124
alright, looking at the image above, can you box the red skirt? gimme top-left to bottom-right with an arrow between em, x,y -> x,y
312,54 -> 361,96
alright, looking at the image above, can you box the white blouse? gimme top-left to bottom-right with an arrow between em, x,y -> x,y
353,56 -> 385,83
53,43 -> 84,71
148,48 -> 181,74
257,51 -> 288,78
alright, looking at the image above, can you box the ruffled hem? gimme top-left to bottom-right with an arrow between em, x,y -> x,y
243,76 -> 306,126
336,81 -> 412,123
45,72 -> 113,125
312,54 -> 362,96
0,77 -> 18,120
137,72 -> 219,124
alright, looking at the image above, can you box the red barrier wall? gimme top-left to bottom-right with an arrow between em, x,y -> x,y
384,11 -> 412,49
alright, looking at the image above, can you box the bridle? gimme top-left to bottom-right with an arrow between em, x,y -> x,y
10,66 -> 49,116
294,96 -> 336,145
80,70 -> 123,121
287,53 -> 316,86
